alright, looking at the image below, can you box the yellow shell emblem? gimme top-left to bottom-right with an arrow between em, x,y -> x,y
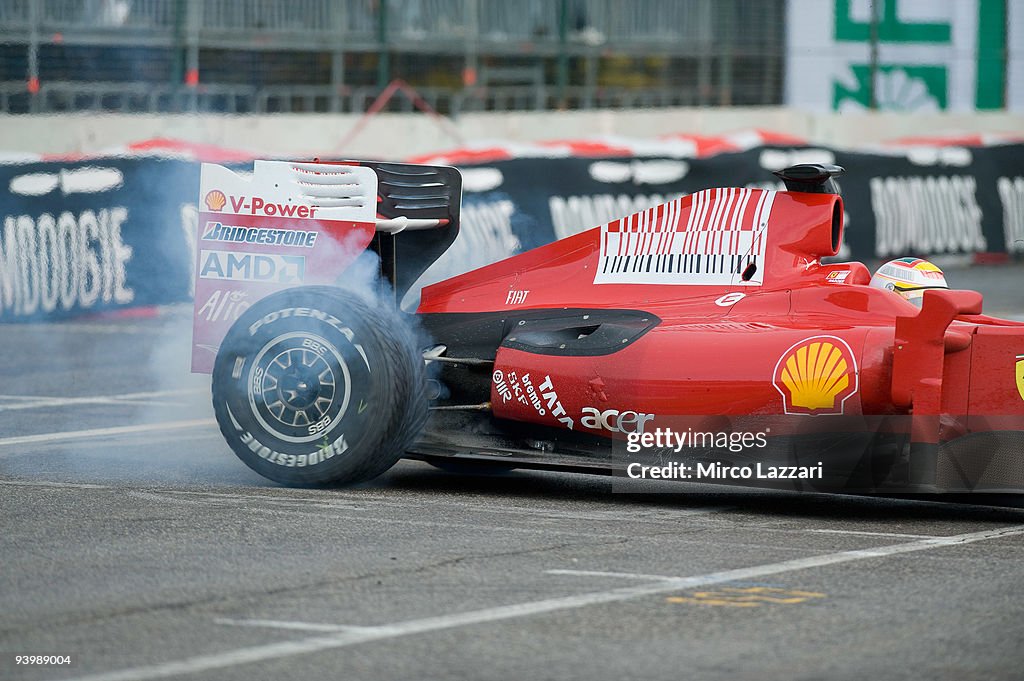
204,189 -> 227,212
1016,355 -> 1024,402
773,336 -> 858,415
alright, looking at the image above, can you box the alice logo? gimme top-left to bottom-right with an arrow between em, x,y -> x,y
205,190 -> 227,212
773,336 -> 858,415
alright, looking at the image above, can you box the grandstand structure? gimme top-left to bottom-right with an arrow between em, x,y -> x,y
0,0 -> 785,114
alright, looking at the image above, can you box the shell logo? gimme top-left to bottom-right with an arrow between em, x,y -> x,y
204,189 -> 227,212
773,336 -> 858,415
1016,354 -> 1024,402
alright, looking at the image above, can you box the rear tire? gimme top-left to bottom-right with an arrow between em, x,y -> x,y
212,286 -> 427,486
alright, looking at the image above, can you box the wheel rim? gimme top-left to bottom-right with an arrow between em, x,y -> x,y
247,332 -> 352,443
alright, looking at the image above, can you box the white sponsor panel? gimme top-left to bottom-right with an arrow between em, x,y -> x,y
759,149 -> 836,170
1011,0 -> 1024,110
588,160 -> 689,185
460,168 -> 504,192
786,0 -> 1017,112
198,250 -> 305,284
903,146 -> 973,167
0,208 -> 134,318
870,175 -> 986,256
998,176 -> 1024,253
594,188 -> 775,286
8,166 -> 125,197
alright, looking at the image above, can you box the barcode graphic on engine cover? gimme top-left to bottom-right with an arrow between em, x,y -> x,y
594,188 -> 775,286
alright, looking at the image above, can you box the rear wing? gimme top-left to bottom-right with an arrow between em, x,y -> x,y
353,160 -> 462,297
191,159 -> 462,373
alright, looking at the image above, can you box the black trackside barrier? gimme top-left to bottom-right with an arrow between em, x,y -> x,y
0,157 -> 200,321
422,143 -> 1024,289
1,143 -> 1021,321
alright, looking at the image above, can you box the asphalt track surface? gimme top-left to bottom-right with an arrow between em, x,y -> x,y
2,267 -> 1024,681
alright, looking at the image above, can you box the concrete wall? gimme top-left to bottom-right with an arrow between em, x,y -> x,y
1,108 -> 1022,159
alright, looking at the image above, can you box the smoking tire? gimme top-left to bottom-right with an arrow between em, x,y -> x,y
212,286 -> 427,486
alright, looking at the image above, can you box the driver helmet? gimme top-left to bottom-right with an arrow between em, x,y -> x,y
869,257 -> 948,306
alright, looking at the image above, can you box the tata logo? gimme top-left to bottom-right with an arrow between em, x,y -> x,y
580,407 -> 654,434
227,195 -> 318,218
199,250 -> 305,284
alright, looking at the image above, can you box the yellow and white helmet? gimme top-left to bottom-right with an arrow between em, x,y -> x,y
870,257 -> 948,306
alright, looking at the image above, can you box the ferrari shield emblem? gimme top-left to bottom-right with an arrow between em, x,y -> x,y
1016,355 -> 1024,402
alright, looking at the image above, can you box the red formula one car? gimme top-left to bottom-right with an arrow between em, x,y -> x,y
192,160 -> 1024,493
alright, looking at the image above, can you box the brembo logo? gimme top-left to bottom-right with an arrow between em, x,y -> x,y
225,195 -> 318,219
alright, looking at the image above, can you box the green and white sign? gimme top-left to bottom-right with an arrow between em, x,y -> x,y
786,0 -> 1019,111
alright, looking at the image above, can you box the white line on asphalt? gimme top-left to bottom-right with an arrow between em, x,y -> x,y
125,488 -> 728,529
125,492 -> 367,514
15,322 -> 169,334
0,479 -> 111,490
0,388 -> 207,412
55,523 -> 1024,681
168,489 -> 394,502
546,569 -> 677,581
0,419 -> 216,450
809,528 -> 943,539
214,618 -> 376,633
123,491 -> 654,539
414,501 -> 727,524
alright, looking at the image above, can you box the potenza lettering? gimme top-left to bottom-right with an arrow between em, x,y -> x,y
202,222 -> 318,248
199,250 -> 305,283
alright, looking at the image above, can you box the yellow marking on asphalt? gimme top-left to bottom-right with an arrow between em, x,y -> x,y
666,586 -> 826,608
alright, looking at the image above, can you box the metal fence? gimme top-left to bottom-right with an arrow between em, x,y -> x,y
0,0 -> 785,114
